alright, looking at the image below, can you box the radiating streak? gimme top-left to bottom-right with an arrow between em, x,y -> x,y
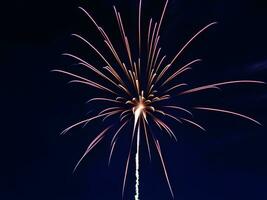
180,118 -> 206,131
83,111 -> 122,129
113,7 -> 123,38
147,18 -> 153,53
103,65 -> 124,88
152,95 -> 170,103
148,72 -> 157,87
156,64 -> 171,83
179,85 -> 220,95
147,22 -> 158,73
128,70 -> 139,94
180,80 -> 265,95
149,0 -> 169,77
159,120 -> 177,141
62,53 -> 118,87
121,113 -> 131,122
61,111 -> 119,135
150,36 -> 161,74
162,67 -> 192,87
109,120 -> 129,165
155,109 -> 166,116
69,80 -> 117,95
120,110 -> 131,120
156,22 -> 217,85
164,83 -> 188,93
163,106 -> 193,116
148,27 -> 159,73
169,22 -> 217,67
126,100 -> 135,105
144,100 -> 152,104
147,106 -> 155,112
124,36 -> 134,71
153,118 -> 162,131
138,58 -> 141,78
78,62 -> 118,86
78,7 -> 129,78
52,69 -> 93,84
116,96 -> 127,101
120,110 -> 131,117
118,84 -> 132,96
133,62 -> 138,80
78,7 -> 99,27
87,98 -> 123,104
154,55 -> 167,74
71,34 -> 125,86
53,70 -> 117,95
147,68 -> 155,84
99,107 -> 123,115
100,29 -> 131,78
152,116 -> 177,140
160,59 -> 201,86
164,113 -> 183,124
102,110 -> 124,121
113,7 -> 134,69
62,53 -> 125,92
212,80 -> 265,86
142,118 -> 151,160
148,94 -> 155,98
128,70 -> 135,84
103,40 -> 129,75
147,0 -> 168,78
152,47 -> 162,70
156,109 -> 183,124
194,107 -> 262,126
148,84 -> 154,95
148,73 -> 157,89
122,63 -> 132,80
138,0 -> 142,57
155,0 -> 169,43
136,79 -> 140,94
108,141 -> 117,166
73,126 -> 112,172
154,139 -> 174,198
111,120 -> 129,146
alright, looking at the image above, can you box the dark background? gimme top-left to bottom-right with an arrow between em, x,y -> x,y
1,0 -> 267,199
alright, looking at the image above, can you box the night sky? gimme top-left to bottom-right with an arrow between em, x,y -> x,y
1,0 -> 267,199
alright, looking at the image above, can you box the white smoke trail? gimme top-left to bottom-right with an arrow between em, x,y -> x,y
133,102 -> 144,200
134,125 -> 140,200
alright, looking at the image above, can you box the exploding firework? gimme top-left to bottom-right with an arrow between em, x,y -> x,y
54,0 -> 265,199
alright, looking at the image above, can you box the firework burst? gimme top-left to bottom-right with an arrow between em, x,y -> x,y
54,0 -> 265,199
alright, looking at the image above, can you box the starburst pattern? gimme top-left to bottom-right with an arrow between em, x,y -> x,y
54,0 -> 265,198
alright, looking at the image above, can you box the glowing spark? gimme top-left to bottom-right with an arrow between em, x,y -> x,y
54,0 -> 265,199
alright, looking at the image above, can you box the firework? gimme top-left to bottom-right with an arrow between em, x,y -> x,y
54,0 -> 265,199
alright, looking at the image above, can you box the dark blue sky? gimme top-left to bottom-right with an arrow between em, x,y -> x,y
1,0 -> 267,199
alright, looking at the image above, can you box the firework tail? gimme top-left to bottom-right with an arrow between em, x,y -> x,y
134,121 -> 140,200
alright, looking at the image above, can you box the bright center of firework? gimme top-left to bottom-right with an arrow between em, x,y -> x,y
134,102 -> 145,116
134,102 -> 145,123
139,103 -> 145,110
132,92 -> 148,128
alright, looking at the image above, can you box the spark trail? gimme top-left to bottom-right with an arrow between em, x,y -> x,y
54,0 -> 265,199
